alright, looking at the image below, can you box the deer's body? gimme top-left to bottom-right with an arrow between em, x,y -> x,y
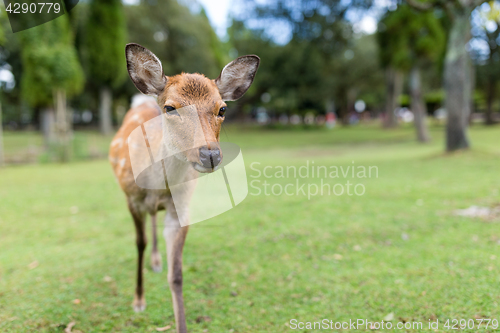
109,44 -> 259,333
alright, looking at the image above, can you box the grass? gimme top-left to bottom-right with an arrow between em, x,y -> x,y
1,124 -> 500,332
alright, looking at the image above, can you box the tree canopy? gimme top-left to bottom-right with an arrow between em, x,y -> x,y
125,0 -> 223,79
83,0 -> 127,88
378,5 -> 445,71
18,15 -> 84,107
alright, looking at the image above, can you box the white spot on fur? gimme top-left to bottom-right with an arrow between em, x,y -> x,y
131,94 -> 157,109
111,138 -> 123,148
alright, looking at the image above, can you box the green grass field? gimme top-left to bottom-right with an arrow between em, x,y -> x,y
1,124 -> 500,332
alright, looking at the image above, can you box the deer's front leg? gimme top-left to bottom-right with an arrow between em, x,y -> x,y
128,201 -> 147,312
164,201 -> 189,333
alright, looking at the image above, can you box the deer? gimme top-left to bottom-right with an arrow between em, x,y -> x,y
109,43 -> 259,333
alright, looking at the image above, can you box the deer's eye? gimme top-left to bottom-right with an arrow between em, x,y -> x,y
165,105 -> 176,112
218,107 -> 226,117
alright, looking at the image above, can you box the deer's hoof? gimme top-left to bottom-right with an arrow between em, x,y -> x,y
133,295 -> 146,312
151,251 -> 162,273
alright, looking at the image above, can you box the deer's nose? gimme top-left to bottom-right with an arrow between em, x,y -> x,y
199,146 -> 222,169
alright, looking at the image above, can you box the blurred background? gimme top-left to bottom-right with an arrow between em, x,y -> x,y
0,0 -> 499,163
2,1 -> 500,332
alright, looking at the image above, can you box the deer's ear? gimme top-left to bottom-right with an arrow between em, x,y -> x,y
126,43 -> 167,96
215,55 -> 260,101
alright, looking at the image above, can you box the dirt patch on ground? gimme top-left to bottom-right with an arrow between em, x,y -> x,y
455,205 -> 500,222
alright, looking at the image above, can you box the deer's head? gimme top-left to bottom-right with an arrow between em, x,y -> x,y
125,43 -> 259,173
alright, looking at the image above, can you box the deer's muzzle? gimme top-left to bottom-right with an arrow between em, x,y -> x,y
199,146 -> 222,170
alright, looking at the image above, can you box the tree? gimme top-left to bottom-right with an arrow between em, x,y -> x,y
0,12 -> 5,166
483,24 -> 500,125
378,5 -> 445,140
0,94 -> 3,166
84,0 -> 127,135
18,15 -> 84,162
382,66 -> 404,128
407,0 -> 489,151
473,1 -> 500,125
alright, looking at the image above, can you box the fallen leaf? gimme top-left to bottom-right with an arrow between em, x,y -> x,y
64,321 -> 76,333
28,261 -> 39,269
156,325 -> 171,331
196,316 -> 212,323
72,299 -> 81,304
103,276 -> 113,282
383,312 -> 394,321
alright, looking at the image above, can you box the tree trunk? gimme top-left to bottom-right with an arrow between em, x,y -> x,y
337,89 -> 350,126
485,77 -> 496,125
346,88 -> 357,125
409,66 -> 430,142
115,103 -> 127,126
41,108 -> 56,147
99,86 -> 113,135
0,100 -> 4,166
54,88 -> 71,162
469,58 -> 476,126
384,67 -> 403,128
444,12 -> 472,151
